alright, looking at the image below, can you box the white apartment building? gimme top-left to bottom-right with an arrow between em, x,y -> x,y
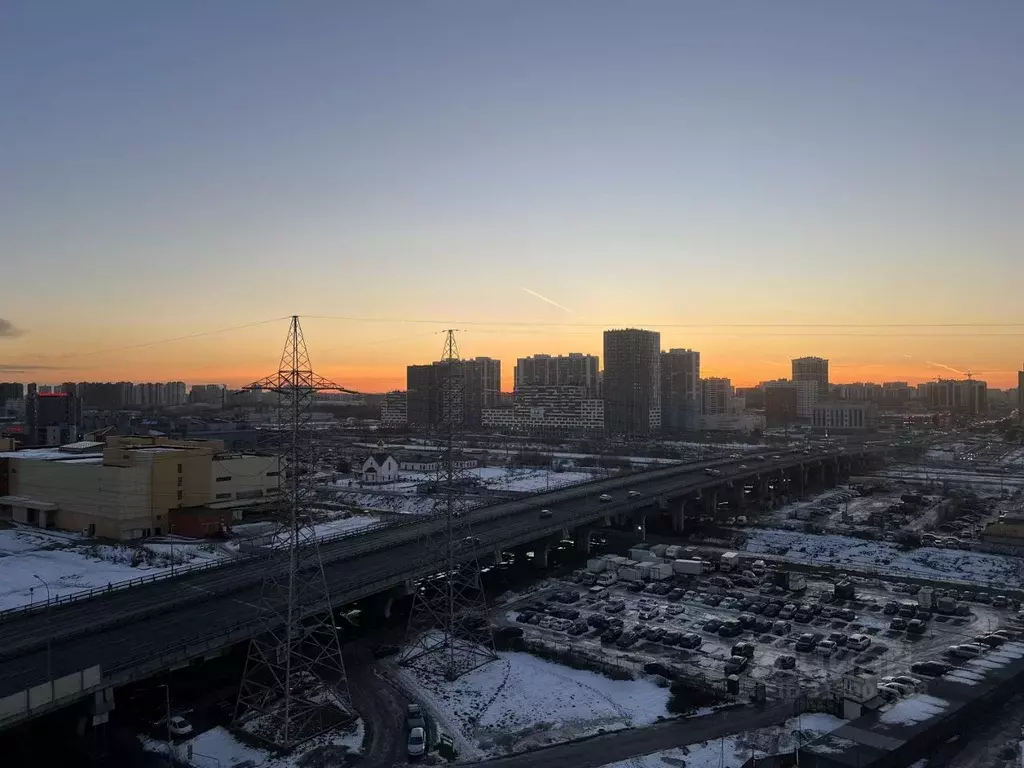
482,385 -> 604,434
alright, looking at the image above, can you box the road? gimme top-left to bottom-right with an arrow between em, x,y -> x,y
0,446 -> 875,717
460,702 -> 797,768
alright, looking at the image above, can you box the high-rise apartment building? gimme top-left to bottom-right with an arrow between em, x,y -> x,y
700,377 -> 732,416
406,357 -> 501,428
660,349 -> 700,432
763,379 -> 818,419
485,385 -> 604,435
1018,367 -> 1024,422
26,391 -> 82,446
918,379 -> 988,415
167,381 -> 187,406
381,391 -> 408,427
0,383 -> 24,402
189,384 -> 226,405
514,353 -> 600,397
792,357 -> 829,402
603,329 -> 661,435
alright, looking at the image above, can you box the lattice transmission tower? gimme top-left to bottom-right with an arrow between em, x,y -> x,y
401,330 -> 497,680
233,315 -> 356,750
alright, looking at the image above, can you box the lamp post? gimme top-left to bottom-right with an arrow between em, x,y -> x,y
32,574 -> 51,682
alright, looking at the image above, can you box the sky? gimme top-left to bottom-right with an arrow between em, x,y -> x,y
1,1 -> 1022,391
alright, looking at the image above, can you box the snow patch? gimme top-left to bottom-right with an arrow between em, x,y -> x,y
878,694 -> 949,726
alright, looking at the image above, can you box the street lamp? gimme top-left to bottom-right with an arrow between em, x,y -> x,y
32,574 -> 51,682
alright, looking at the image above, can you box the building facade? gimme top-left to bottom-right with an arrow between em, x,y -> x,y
0,437 -> 280,539
660,348 -> 700,432
26,391 -> 82,446
514,353 -> 600,397
811,401 -> 879,431
792,357 -> 829,402
603,329 -> 661,435
1018,368 -> 1024,422
763,379 -> 818,419
406,357 -> 501,428
918,379 -> 988,415
0,383 -> 24,403
700,377 -> 732,416
764,384 -> 799,428
380,391 -> 408,427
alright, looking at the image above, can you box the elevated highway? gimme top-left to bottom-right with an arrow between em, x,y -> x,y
0,443 -> 886,729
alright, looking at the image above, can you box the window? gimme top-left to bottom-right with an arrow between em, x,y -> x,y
177,477 -> 182,486
266,471 -> 280,477
177,464 -> 182,473
154,527 -> 161,536
215,492 -> 231,500
176,490 -> 183,500
216,476 -> 231,482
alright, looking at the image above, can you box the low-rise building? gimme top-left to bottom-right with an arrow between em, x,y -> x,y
482,386 -> 604,435
811,401 -> 878,432
698,413 -> 766,433
356,453 -> 399,483
398,455 -> 478,473
0,436 -> 281,540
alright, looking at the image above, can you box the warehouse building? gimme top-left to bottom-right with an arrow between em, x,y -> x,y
0,436 -> 280,540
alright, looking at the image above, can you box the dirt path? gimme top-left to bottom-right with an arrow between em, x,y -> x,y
345,648 -> 411,768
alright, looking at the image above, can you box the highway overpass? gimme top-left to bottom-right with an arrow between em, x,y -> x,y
0,443 -> 887,730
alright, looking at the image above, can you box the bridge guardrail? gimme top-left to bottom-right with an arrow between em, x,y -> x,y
0,447 -> 878,627
0,517 -> 407,624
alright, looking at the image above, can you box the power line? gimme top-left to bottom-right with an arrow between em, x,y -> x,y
22,317 -> 291,361
307,315 -> 1024,329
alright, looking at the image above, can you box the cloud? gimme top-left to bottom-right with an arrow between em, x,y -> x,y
0,318 -> 23,338
0,364 -> 65,372
925,360 -> 964,376
520,287 -> 575,315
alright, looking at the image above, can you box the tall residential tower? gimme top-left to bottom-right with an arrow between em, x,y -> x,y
603,329 -> 661,436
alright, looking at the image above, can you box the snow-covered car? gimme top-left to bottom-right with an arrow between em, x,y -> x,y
539,508 -> 553,518
407,727 -> 426,759
168,716 -> 193,738
599,494 -> 613,502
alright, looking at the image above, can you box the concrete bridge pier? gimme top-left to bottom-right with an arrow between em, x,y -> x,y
731,481 -> 746,510
703,488 -> 718,515
375,583 -> 414,620
670,499 -> 686,533
574,529 -> 593,554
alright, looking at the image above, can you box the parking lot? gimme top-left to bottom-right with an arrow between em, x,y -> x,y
504,559 -> 1017,700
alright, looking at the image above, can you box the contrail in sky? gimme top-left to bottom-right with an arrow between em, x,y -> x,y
925,360 -> 964,375
521,287 -> 575,315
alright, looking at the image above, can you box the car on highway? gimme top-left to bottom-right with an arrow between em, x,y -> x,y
407,727 -> 426,760
539,508 -> 553,518
628,490 -> 642,498
599,494 -> 613,502
704,468 -> 723,477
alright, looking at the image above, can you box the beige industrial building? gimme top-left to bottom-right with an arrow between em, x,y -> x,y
0,436 -> 280,540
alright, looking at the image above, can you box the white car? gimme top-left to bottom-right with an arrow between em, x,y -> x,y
168,715 -> 193,738
599,494 -> 613,502
407,726 -> 426,759
628,490 -> 641,498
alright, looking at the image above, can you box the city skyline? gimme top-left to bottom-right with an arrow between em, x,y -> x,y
5,318 -> 1021,395
2,2 -> 1022,390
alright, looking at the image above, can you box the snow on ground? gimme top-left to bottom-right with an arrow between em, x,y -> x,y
601,713 -> 846,768
330,490 -> 445,516
743,529 -> 1024,586
396,651 -> 670,758
473,468 -> 610,493
878,694 -> 949,727
0,525 -> 234,612
141,719 -> 364,767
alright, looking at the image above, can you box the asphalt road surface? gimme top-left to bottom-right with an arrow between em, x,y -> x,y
0,447 -> 868,703
459,702 -> 797,768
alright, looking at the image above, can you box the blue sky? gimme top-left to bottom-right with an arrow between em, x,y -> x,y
1,2 -> 1022,388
